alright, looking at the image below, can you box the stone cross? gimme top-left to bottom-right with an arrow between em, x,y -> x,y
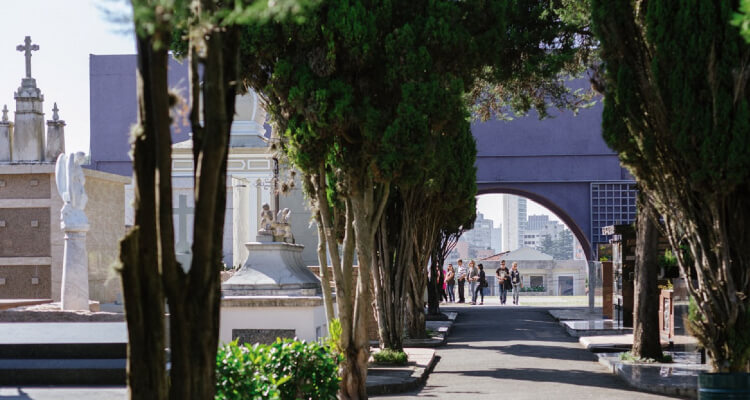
174,194 -> 194,253
16,36 -> 39,79
52,103 -> 59,121
1,105 -> 7,123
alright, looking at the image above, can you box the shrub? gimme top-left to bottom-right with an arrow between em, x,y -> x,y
372,349 -> 408,365
216,339 -> 341,400
520,285 -> 545,293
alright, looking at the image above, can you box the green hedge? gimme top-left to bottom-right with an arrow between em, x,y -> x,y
520,285 -> 546,292
216,339 -> 341,400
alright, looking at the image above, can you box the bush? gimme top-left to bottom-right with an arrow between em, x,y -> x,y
216,339 -> 341,400
372,349 -> 408,365
520,285 -> 545,292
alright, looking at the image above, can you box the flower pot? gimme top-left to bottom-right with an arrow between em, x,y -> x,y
698,372 -> 750,399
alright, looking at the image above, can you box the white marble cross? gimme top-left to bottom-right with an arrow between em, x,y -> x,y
1,105 -> 7,123
174,194 -> 194,254
16,36 -> 39,79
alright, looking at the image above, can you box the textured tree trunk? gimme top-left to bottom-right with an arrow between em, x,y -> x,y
372,192 -> 408,351
165,20 -> 239,399
314,211 -> 336,323
119,31 -> 169,400
632,196 -> 662,360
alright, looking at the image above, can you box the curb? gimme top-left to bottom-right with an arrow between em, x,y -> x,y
366,351 -> 438,396
596,353 -> 698,399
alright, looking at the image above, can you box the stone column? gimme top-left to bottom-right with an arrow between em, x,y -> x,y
0,105 -> 12,161
61,222 -> 90,310
12,78 -> 44,162
45,103 -> 65,161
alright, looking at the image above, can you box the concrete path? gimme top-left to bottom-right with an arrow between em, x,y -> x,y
374,305 -> 682,399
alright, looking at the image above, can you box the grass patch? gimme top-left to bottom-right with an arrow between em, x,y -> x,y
618,351 -> 673,363
373,349 -> 408,365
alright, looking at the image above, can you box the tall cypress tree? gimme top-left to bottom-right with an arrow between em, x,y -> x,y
593,0 -> 750,372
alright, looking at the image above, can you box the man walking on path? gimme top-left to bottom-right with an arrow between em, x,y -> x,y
375,306 -> 674,400
456,259 -> 468,303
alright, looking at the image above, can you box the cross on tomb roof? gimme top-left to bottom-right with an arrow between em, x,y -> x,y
16,36 -> 39,79
1,105 -> 7,123
52,103 -> 59,121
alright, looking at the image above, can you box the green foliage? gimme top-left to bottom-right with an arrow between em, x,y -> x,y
619,351 -> 673,364
372,349 -> 408,365
215,339 -> 341,400
520,285 -> 545,292
593,0 -> 750,372
324,318 -> 343,357
538,230 -> 574,260
733,0 -> 750,43
658,249 -> 679,278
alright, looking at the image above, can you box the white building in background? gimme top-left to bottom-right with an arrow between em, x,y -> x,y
523,215 -> 565,249
502,195 -> 527,252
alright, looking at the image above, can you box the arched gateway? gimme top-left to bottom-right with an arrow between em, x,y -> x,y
472,98 -> 636,260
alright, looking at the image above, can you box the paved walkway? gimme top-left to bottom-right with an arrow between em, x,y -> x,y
374,304 -> 682,399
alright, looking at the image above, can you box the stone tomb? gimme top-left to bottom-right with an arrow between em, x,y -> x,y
220,236 -> 328,345
0,37 -> 128,304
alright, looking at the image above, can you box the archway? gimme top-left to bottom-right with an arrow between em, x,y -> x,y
477,187 -> 592,261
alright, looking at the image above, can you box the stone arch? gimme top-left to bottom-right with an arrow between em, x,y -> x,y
477,186 -> 592,261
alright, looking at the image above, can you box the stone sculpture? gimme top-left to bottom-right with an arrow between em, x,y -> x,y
259,203 -> 274,232
55,152 -> 90,310
274,208 -> 294,243
56,152 -> 88,229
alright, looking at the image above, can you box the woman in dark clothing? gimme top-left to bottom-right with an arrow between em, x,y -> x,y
472,264 -> 487,305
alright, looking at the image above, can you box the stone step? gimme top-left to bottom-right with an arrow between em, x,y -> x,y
0,358 -> 126,385
0,342 -> 126,359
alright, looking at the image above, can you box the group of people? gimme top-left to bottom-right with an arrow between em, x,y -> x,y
441,259 -> 522,305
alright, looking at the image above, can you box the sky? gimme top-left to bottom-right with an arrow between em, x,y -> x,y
476,194 -> 561,230
0,0 -> 135,154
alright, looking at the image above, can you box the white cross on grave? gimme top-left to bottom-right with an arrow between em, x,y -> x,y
174,194 -> 194,271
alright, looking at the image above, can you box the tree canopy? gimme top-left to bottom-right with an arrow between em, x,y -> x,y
593,0 -> 750,372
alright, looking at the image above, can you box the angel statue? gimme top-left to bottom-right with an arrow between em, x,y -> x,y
274,208 -> 294,243
259,203 -> 274,232
55,152 -> 89,229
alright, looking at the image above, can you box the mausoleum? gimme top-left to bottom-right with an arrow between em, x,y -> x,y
0,37 -> 128,303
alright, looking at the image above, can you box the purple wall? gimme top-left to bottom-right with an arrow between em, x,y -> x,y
89,54 -> 190,176
473,98 -> 633,259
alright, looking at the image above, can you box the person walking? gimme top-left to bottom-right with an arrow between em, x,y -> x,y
467,260 -> 479,305
495,260 -> 511,305
456,259 -> 468,303
445,264 -> 456,302
472,263 -> 487,305
510,262 -> 522,305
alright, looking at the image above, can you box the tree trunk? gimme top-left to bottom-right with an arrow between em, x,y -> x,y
119,31 -> 168,400
165,18 -> 239,399
632,195 -> 662,360
314,211 -> 336,323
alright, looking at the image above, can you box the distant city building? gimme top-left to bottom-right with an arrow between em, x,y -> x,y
448,212 -> 499,264
502,195 -> 527,252
491,226 -> 502,254
523,218 -> 565,249
527,214 -> 551,231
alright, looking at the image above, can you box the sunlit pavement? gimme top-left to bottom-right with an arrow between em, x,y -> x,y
374,304 -> 681,400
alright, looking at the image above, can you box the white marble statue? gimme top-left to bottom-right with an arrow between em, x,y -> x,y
259,203 -> 274,232
274,208 -> 294,243
55,152 -> 90,310
56,152 -> 89,229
